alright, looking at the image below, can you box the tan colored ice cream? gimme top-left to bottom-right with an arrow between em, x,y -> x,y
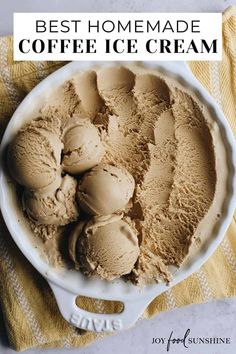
77,164 -> 135,215
9,64 -> 219,286
69,214 -> 140,280
22,175 -> 79,225
8,118 -> 63,192
62,116 -> 105,174
41,70 -> 105,123
95,66 -> 216,285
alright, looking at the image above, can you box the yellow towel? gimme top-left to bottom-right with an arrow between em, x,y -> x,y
0,6 -> 236,352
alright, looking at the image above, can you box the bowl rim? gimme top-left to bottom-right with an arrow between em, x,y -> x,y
0,60 -> 236,302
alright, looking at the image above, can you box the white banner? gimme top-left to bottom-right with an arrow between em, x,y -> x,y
14,13 -> 222,61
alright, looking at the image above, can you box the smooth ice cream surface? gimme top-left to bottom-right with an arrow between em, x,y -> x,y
69,214 -> 140,280
10,64 -> 218,286
62,116 -> 105,174
78,164 -> 135,215
23,175 -> 79,225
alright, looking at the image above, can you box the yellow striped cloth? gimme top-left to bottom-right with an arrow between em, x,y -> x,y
0,6 -> 236,352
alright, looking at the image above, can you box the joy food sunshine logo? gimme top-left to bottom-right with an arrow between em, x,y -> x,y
152,329 -> 231,352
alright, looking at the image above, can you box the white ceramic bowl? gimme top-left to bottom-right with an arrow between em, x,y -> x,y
0,61 -> 235,333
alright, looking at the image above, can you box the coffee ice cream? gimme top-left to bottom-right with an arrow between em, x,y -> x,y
22,175 -> 79,225
92,66 -> 216,284
7,117 -> 63,193
8,63 -> 219,286
78,164 -> 135,215
62,116 -> 105,174
69,214 -> 140,280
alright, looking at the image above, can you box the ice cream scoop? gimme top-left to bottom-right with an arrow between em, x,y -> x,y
22,175 -> 79,225
62,116 -> 105,174
77,164 -> 135,215
7,123 -> 63,191
69,214 -> 140,280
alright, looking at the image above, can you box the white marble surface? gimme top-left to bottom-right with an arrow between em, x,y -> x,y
0,0 -> 236,353
1,298 -> 236,354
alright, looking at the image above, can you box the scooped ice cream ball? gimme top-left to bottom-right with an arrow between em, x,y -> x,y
7,124 -> 63,191
77,164 -> 135,215
69,214 -> 140,280
22,175 -> 79,225
62,116 -> 105,174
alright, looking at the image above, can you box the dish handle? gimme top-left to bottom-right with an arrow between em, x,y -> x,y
49,281 -> 154,332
